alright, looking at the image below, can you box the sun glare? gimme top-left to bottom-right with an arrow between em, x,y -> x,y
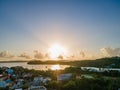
48,43 -> 67,59
51,65 -> 61,70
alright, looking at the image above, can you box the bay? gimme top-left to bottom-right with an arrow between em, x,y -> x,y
0,62 -> 69,70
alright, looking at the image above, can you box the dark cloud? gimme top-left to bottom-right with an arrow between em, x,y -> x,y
18,52 -> 30,59
34,50 -> 44,59
0,51 -> 14,58
101,47 -> 120,57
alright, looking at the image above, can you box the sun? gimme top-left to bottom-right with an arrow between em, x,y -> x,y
48,43 -> 67,59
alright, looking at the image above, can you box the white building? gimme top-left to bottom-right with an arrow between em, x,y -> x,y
81,74 -> 94,79
81,67 -> 100,72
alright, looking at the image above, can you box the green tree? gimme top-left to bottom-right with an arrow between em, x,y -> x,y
63,80 -> 77,90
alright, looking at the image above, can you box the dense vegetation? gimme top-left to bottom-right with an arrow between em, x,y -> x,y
47,78 -> 120,90
28,56 -> 120,68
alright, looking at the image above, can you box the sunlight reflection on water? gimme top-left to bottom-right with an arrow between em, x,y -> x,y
51,64 -> 61,70
0,62 -> 69,70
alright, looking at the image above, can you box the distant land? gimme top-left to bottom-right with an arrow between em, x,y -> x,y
0,60 -> 27,63
27,57 -> 120,68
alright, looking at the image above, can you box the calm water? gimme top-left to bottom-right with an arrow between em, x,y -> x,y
0,62 -> 69,70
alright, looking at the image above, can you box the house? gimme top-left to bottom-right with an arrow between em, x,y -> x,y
9,84 -> 18,90
81,74 -> 94,79
33,76 -> 51,86
0,81 -> 6,88
15,88 -> 22,90
81,67 -> 100,72
33,80 -> 41,86
16,79 -> 24,88
23,73 -> 32,78
9,79 -> 24,90
34,77 -> 43,81
28,86 -> 47,90
33,77 -> 43,86
0,75 -> 8,81
6,68 -> 14,75
5,79 -> 12,84
57,73 -> 72,81
42,77 -> 51,85
0,74 -> 3,77
1,66 -> 8,71
76,75 -> 81,79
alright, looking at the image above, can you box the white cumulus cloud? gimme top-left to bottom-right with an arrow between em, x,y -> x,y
0,51 -> 14,58
101,47 -> 120,57
18,52 -> 31,59
34,50 -> 44,59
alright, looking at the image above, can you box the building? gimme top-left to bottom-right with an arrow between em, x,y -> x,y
0,81 -> 6,88
28,86 -> 47,90
6,68 -> 14,75
57,73 -> 72,81
15,88 -> 22,90
81,74 -> 94,79
42,77 -> 51,85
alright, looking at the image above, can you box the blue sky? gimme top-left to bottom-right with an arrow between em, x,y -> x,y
0,0 -> 120,60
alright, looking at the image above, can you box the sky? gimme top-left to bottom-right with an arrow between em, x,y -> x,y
0,0 -> 120,60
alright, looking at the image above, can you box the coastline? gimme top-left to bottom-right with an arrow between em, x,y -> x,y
0,61 -> 27,63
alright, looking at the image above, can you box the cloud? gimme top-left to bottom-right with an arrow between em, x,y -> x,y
101,47 -> 120,57
34,50 -> 44,59
58,55 -> 63,59
80,51 -> 85,58
66,54 -> 75,60
0,51 -> 14,58
45,53 -> 50,59
18,52 -> 30,59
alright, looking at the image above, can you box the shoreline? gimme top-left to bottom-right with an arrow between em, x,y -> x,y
0,61 -> 27,63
